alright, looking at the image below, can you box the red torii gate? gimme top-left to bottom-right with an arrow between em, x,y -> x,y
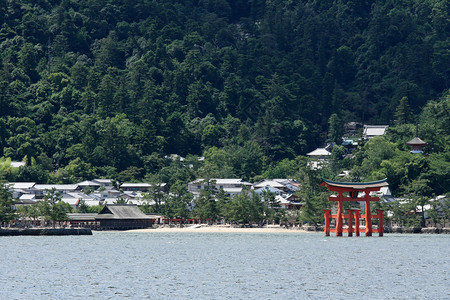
321,179 -> 388,237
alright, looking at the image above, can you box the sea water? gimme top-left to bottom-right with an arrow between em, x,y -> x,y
0,232 -> 448,299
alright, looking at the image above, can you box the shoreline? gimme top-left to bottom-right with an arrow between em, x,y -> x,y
0,228 -> 93,236
124,225 -> 316,234
122,225 -> 450,234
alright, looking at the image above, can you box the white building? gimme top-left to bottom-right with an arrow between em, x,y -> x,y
363,125 -> 388,139
92,178 -> 114,187
306,148 -> 332,170
188,178 -> 252,198
32,184 -> 80,198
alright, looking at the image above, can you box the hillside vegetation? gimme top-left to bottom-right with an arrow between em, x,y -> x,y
0,0 -> 449,193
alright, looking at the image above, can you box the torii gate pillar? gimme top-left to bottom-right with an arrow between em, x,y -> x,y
321,179 -> 388,237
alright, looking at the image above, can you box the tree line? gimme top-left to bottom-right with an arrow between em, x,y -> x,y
0,0 -> 449,184
0,1 -> 449,227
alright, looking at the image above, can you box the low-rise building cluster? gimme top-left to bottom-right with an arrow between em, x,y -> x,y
8,179 -> 167,210
188,178 -> 303,209
8,177 -> 304,211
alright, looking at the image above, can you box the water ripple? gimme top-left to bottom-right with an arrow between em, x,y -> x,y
0,233 -> 448,299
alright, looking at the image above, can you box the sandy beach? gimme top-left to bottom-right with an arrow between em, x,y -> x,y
125,225 -> 317,234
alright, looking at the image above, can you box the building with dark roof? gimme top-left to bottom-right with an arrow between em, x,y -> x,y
95,204 -> 158,230
406,137 -> 427,154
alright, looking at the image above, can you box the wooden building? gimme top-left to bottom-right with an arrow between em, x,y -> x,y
95,204 -> 157,230
406,137 -> 426,154
67,213 -> 100,230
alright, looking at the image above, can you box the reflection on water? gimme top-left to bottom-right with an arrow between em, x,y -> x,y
0,232 -> 448,299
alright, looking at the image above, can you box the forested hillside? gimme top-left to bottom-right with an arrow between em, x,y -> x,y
0,0 -> 449,184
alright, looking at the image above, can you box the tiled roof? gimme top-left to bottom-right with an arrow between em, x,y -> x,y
95,204 -> 155,220
34,184 -> 79,191
306,148 -> 331,156
7,182 -> 36,189
363,125 -> 388,137
406,137 -> 426,145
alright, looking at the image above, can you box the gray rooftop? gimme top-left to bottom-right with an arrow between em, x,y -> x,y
67,213 -> 98,221
33,184 -> 79,191
406,137 -> 426,145
95,204 -> 155,220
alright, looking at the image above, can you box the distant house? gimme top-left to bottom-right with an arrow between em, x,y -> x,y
254,186 -> 283,196
7,182 -> 36,199
188,178 -> 253,198
95,204 -> 158,230
61,192 -> 96,210
275,195 -> 304,210
99,198 -> 122,206
92,178 -> 114,187
93,186 -> 121,200
307,148 -> 331,170
342,139 -> 359,152
363,125 -> 388,140
17,193 -> 37,205
32,184 -> 80,198
77,180 -> 102,189
121,191 -> 145,204
10,161 -> 26,168
344,122 -> 363,137
7,182 -> 35,190
120,183 -> 152,192
306,148 -> 332,158
377,186 -> 395,202
254,179 -> 300,194
426,195 -> 450,227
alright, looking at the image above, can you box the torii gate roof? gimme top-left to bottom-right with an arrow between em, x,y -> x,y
321,178 -> 388,190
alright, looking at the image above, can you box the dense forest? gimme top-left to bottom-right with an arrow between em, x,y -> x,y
0,0 -> 449,195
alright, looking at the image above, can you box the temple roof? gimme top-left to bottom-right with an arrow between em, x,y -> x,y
406,137 -> 426,145
306,148 -> 331,156
321,178 -> 388,190
96,204 -> 155,220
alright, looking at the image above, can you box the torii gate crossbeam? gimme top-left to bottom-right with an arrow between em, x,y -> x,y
321,179 -> 388,237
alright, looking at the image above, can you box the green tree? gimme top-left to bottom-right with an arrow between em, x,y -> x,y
87,206 -> 103,214
216,189 -> 231,222
328,113 -> 343,145
352,136 -> 397,181
169,181 -> 192,220
142,182 -> 165,214
297,170 -> 329,226
395,97 -> 414,125
193,188 -> 217,223
76,200 -> 90,213
263,157 -> 303,180
0,182 -> 15,227
330,145 -> 346,175
39,188 -> 71,228
405,178 -> 433,227
262,190 -> 283,225
226,188 -> 264,225
16,203 -> 41,226
54,158 -> 97,183
114,197 -> 128,204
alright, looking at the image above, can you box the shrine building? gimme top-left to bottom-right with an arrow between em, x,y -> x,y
406,137 -> 426,154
